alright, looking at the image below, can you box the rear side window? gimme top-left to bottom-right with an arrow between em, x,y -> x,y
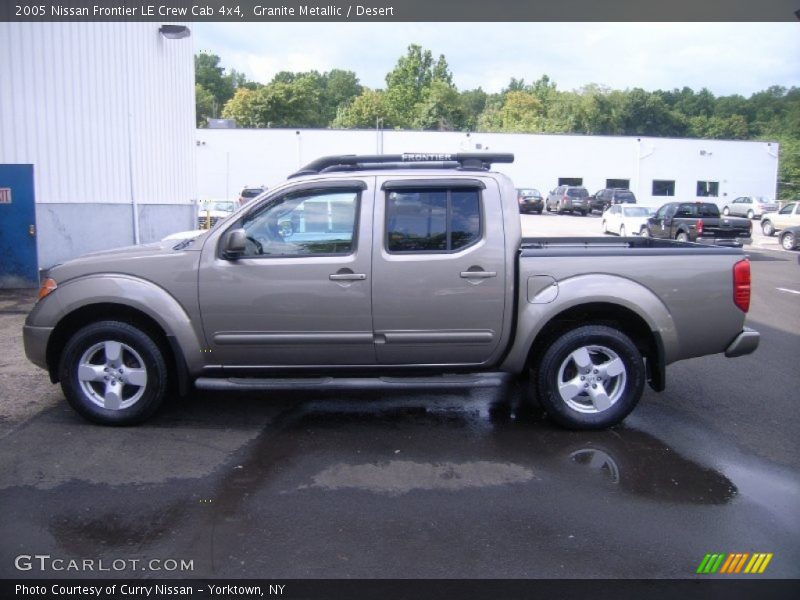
386,188 -> 482,253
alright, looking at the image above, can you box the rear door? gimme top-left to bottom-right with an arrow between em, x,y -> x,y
371,177 -> 506,365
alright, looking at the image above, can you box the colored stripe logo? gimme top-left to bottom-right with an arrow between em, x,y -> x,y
696,553 -> 773,574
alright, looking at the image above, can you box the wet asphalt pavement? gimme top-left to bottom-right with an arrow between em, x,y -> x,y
0,248 -> 798,580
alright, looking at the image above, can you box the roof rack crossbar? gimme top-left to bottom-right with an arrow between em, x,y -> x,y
288,152 -> 514,178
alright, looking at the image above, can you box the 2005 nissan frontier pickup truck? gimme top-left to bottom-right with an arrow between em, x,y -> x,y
23,153 -> 760,429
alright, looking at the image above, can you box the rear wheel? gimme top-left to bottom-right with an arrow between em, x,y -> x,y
619,225 -> 627,237
781,231 -> 797,250
640,226 -> 650,237
747,209 -> 755,220
762,220 -> 775,236
722,206 -> 730,215
676,231 -> 689,243
533,325 -> 645,430
59,321 -> 168,425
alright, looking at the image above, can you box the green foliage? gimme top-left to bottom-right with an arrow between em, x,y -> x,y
332,89 -> 394,128
221,77 -> 325,128
195,84 -> 216,127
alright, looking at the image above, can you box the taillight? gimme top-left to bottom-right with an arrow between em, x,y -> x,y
733,259 -> 750,312
562,195 -> 569,201
696,219 -> 703,235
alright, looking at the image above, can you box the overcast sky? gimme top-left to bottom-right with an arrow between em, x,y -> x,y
194,22 -> 799,96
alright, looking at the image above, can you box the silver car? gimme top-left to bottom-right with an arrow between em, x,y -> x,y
722,196 -> 778,219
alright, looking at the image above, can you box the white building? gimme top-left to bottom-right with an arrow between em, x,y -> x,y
196,129 -> 779,208
0,22 -> 196,271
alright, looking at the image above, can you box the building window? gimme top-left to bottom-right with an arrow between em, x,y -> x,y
652,180 -> 675,196
696,181 -> 719,197
606,179 -> 630,189
558,177 -> 583,186
386,188 -> 482,253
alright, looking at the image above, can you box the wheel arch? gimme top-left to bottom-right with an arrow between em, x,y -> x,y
46,303 -> 190,395
40,275 -> 200,392
503,275 -> 678,392
524,302 -> 665,392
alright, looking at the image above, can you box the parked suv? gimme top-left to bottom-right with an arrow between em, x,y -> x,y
590,188 -> 637,213
722,196 -> 778,219
546,185 -> 590,215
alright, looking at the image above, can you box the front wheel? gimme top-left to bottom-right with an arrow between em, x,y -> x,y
747,209 -> 755,220
639,226 -> 650,237
781,231 -> 797,250
619,225 -> 627,237
722,206 -> 730,216
59,321 -> 168,425
533,325 -> 645,430
762,220 -> 775,236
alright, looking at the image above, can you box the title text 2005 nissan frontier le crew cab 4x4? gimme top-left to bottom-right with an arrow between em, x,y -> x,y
24,153 -> 760,429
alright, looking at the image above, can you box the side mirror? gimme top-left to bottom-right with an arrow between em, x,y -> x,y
222,228 -> 247,259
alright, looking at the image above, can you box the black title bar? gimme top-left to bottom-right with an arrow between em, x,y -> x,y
1,0 -> 799,22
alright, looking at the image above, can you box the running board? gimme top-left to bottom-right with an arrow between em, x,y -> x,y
194,373 -> 510,391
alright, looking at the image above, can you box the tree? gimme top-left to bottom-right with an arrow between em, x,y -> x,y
620,88 -> 686,137
332,89 -> 394,129
195,84 -> 216,127
459,88 -> 488,131
221,77 -> 325,128
195,53 -> 235,110
413,81 -> 465,131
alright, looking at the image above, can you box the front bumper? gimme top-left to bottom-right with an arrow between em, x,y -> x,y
724,327 -> 760,358
23,324 -> 54,370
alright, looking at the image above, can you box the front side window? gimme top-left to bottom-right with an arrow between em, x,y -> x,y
653,180 -> 675,196
240,189 -> 359,257
778,203 -> 796,215
386,188 -> 481,253
697,181 -> 719,197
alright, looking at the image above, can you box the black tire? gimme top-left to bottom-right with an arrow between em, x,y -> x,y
747,209 -> 754,220
533,325 -> 645,430
762,220 -> 774,236
722,206 -> 730,216
639,226 -> 649,237
781,231 -> 797,250
59,320 -> 168,425
676,231 -> 689,243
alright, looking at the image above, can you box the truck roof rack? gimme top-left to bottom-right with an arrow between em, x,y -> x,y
288,152 -> 514,178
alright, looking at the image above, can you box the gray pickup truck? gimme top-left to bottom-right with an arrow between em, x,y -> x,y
23,153 -> 760,429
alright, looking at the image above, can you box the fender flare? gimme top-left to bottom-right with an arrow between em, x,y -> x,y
502,274 -> 680,375
40,274 -> 206,376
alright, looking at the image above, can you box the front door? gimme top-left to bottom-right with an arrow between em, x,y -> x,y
0,164 -> 38,288
198,180 -> 375,368
371,177 -> 506,365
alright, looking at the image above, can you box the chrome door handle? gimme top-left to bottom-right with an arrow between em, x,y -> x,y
329,273 -> 367,281
460,271 -> 497,279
